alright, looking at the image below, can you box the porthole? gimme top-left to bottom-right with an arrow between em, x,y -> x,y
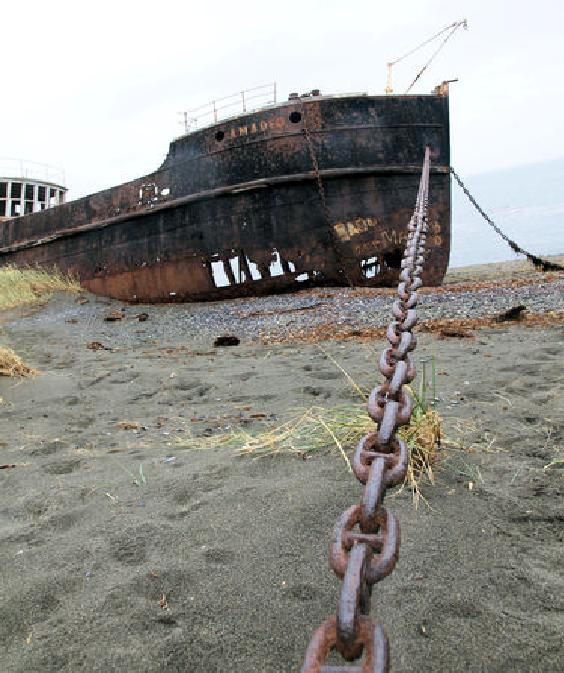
215,130 -> 225,142
289,111 -> 302,124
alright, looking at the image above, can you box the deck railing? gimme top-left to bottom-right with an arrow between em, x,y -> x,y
0,158 -> 66,187
178,82 -> 277,133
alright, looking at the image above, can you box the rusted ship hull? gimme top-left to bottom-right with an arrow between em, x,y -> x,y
0,92 -> 450,302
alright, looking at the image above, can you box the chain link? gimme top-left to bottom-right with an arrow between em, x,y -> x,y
300,147 -> 431,673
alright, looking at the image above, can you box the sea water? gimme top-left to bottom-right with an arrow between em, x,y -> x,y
449,157 -> 564,267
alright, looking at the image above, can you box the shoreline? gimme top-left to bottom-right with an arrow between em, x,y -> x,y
443,252 -> 564,284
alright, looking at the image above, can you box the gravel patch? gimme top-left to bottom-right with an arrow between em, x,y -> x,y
4,278 -> 563,348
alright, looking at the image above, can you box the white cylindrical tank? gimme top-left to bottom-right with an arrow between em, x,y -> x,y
0,159 -> 67,221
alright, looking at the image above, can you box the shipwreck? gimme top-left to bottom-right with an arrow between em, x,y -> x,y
0,83 -> 451,302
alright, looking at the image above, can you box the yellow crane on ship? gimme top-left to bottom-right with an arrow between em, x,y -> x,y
385,19 -> 468,94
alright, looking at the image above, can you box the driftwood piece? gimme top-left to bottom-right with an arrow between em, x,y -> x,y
438,327 -> 474,339
495,305 -> 526,322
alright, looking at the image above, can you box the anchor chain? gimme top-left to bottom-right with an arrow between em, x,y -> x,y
300,101 -> 355,286
300,147 -> 431,673
450,167 -> 564,272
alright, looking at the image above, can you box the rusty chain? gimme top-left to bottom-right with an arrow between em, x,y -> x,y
450,167 -> 564,272
300,101 -> 355,287
300,147 -> 431,673
300,102 -> 331,228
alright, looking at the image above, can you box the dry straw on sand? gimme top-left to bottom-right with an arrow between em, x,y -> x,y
0,265 -> 78,375
0,346 -> 37,377
176,401 -> 442,506
177,350 -> 442,506
0,265 -> 81,310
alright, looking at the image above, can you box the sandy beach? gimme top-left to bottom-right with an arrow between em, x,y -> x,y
1,258 -> 563,672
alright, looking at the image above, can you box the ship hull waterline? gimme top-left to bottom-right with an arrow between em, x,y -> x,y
0,169 -> 450,302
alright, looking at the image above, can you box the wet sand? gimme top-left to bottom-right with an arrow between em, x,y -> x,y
1,260 -> 563,672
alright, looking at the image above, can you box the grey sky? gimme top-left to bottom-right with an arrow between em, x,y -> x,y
1,0 -> 562,199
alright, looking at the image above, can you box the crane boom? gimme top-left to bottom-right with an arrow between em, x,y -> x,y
385,19 -> 467,94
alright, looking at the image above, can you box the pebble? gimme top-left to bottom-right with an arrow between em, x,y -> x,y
9,278 -> 564,347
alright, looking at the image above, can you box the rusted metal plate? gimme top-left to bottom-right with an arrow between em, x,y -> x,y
0,92 -> 450,302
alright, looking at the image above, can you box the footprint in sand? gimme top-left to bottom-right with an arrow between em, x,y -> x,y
204,548 -> 235,565
538,346 -> 561,357
0,575 -> 82,640
67,415 -> 95,429
30,439 -> 67,456
439,597 -> 483,620
165,501 -> 205,520
130,567 -> 188,600
109,526 -> 157,565
173,486 -> 200,506
309,371 -> 340,380
108,369 -> 141,384
172,379 -> 201,391
44,459 -> 82,475
24,498 -> 50,518
286,583 -> 324,602
239,371 -> 258,381
302,385 -> 331,399
44,510 -> 83,533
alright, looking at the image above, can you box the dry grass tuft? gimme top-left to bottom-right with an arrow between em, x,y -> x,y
0,346 -> 38,377
0,265 -> 81,310
399,398 -> 442,506
176,395 -> 442,507
175,350 -> 443,505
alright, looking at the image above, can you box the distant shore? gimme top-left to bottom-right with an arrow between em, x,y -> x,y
444,252 -> 564,284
